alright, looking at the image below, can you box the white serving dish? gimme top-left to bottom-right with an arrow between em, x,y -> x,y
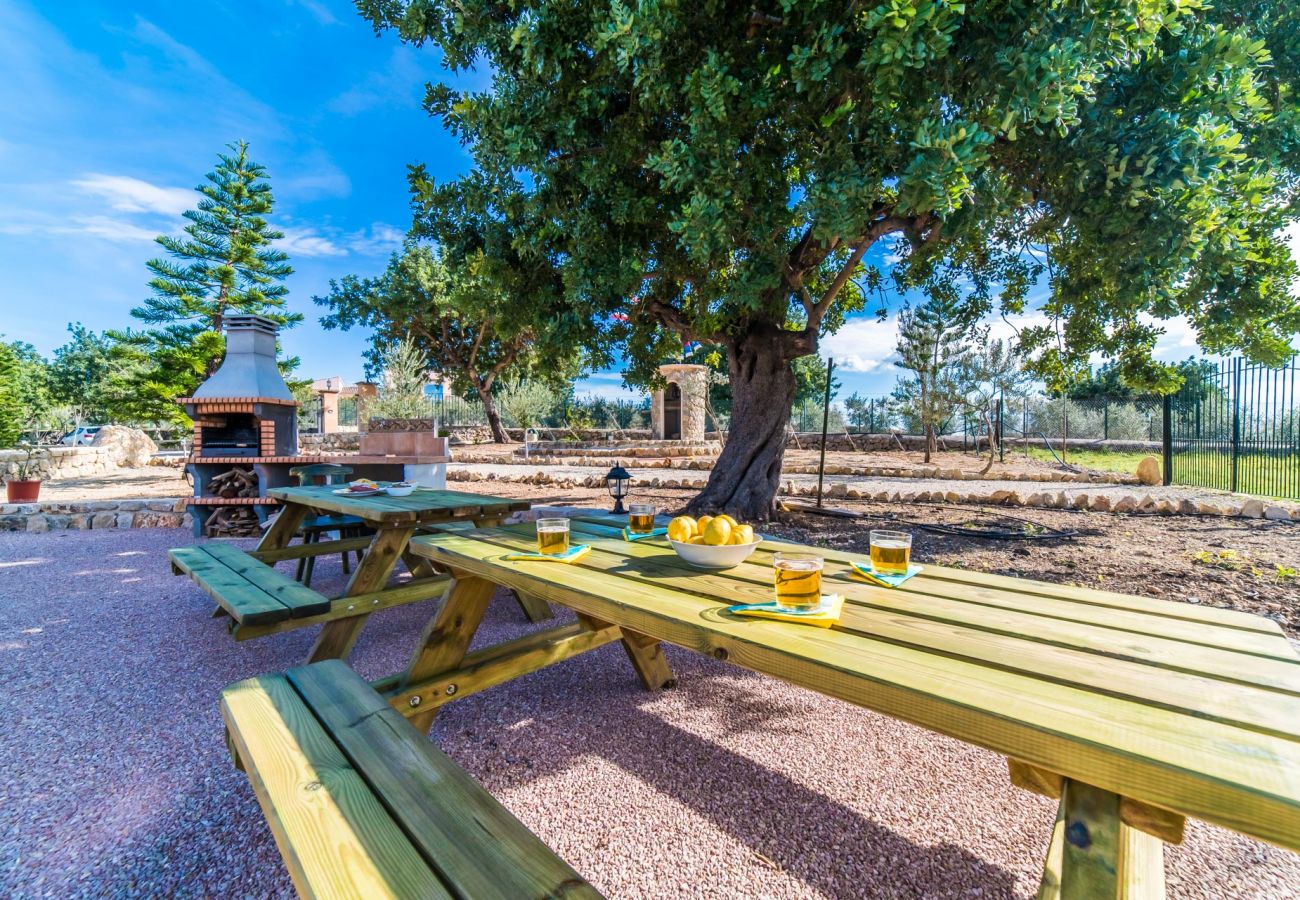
668,537 -> 762,570
386,482 -> 416,497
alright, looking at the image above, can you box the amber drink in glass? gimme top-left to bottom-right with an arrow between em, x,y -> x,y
773,552 -> 823,611
869,530 -> 911,575
628,503 -> 656,534
536,518 -> 570,556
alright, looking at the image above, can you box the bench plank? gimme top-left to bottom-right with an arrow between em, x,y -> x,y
203,542 -> 332,618
221,673 -> 452,900
290,660 -> 600,899
170,546 -> 290,625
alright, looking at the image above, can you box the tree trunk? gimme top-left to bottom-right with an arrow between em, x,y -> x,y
687,327 -> 796,521
980,408 -> 996,475
924,423 -> 935,463
476,385 -> 511,443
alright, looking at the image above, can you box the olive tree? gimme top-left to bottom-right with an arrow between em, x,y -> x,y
359,0 -> 1300,518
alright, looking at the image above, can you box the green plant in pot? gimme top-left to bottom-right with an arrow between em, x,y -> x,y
5,444 -> 42,503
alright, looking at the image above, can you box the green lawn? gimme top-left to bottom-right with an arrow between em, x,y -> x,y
1021,447 -> 1149,475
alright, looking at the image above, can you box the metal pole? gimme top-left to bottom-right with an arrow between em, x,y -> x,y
815,357 -> 834,508
1162,393 -> 1173,485
1231,357 -> 1241,494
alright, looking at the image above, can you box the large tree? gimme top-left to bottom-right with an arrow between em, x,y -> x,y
109,141 -> 300,425
360,0 -> 1300,518
315,243 -> 583,442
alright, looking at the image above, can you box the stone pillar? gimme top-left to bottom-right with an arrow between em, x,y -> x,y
654,364 -> 709,442
355,382 -> 378,430
650,388 -> 665,439
318,388 -> 340,433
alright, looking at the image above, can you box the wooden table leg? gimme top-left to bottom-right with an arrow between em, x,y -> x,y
255,503 -> 308,552
307,527 -> 411,663
1038,778 -> 1165,900
472,514 -> 553,622
401,574 -> 498,733
578,614 -> 675,690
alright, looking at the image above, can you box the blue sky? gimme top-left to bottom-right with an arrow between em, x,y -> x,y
0,0 -> 1288,406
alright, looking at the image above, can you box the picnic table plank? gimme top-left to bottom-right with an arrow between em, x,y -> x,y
558,530 -> 1300,736
456,524 -> 1300,695
572,513 -> 1283,636
220,673 -> 452,899
409,528 -> 1300,852
266,485 -> 528,526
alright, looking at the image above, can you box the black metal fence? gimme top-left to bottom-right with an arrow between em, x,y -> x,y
1167,358 -> 1300,499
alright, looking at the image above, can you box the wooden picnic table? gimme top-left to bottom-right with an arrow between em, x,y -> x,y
395,515 -> 1300,899
252,485 -> 537,661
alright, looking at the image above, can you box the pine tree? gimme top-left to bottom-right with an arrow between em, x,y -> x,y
0,343 -> 25,448
109,141 -> 301,425
894,295 -> 976,463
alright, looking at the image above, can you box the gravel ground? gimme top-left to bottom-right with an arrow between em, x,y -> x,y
2,527 -> 1299,898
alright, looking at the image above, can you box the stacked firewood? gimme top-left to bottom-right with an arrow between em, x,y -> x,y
204,506 -> 261,537
207,467 -> 258,498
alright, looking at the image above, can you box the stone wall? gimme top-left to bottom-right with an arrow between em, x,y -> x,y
299,432 -> 362,453
0,497 -> 187,533
0,446 -> 118,481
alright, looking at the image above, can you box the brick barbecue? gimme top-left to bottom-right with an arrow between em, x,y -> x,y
179,314 -> 450,536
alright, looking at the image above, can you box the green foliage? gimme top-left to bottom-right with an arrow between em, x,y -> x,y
108,141 -> 300,425
497,379 -> 565,429
359,0 -> 1300,508
893,294 -> 974,448
47,324 -> 120,423
368,335 -> 434,420
0,340 -> 52,435
315,242 -> 583,440
0,343 -> 25,447
1065,358 -> 1217,401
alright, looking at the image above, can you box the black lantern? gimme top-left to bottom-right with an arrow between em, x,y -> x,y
605,463 -> 632,514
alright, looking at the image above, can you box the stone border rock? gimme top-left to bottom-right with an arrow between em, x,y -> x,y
0,498 -> 187,533
446,468 -> 1300,521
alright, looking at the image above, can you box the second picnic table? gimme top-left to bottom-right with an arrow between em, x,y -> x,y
391,515 -> 1300,900
258,485 -> 539,660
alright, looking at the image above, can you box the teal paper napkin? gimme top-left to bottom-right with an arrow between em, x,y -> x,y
623,526 -> 669,541
851,562 -> 923,587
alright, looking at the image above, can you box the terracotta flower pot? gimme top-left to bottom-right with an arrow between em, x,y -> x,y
6,479 -> 41,503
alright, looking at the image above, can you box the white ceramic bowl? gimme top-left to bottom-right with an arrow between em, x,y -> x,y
386,482 -> 415,497
668,537 -> 762,569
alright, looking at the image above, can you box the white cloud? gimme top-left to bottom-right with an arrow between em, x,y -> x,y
821,317 -> 900,373
277,227 -> 346,257
71,174 -> 192,216
347,222 -> 406,256
288,0 -> 337,25
66,215 -> 159,243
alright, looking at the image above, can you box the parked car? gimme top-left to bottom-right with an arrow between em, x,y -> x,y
61,425 -> 103,446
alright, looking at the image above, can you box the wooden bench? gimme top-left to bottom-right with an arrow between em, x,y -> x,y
221,660 -> 601,899
170,543 -> 332,625
170,542 -> 450,641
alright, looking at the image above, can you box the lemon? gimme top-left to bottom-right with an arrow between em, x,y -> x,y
703,517 -> 732,546
688,535 -> 707,544
696,515 -> 713,534
667,515 -> 697,543
714,514 -> 738,529
729,524 -> 755,545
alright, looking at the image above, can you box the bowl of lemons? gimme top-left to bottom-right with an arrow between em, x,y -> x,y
666,514 -> 761,569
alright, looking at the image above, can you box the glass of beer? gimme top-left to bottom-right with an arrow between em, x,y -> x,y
773,552 -> 823,611
628,503 -> 656,534
869,530 -> 912,575
536,517 -> 570,556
